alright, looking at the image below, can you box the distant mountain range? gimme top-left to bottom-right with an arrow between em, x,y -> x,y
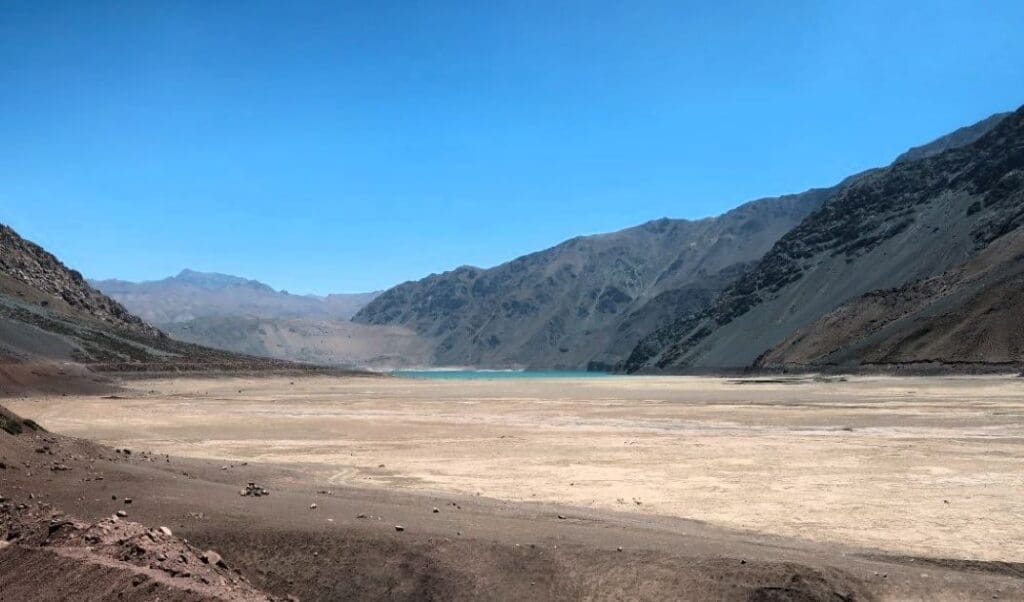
91,269 -> 379,323
91,270 -> 430,369
356,108 -> 1021,372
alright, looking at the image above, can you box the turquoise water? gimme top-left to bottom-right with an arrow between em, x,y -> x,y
393,369 -> 611,380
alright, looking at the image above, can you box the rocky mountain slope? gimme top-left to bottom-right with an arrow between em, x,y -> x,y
757,224 -> 1024,372
1,225 -> 160,339
623,107 -> 1022,372
0,224 -> 320,371
355,111 -> 1014,370
93,271 -> 427,369
354,189 -> 835,369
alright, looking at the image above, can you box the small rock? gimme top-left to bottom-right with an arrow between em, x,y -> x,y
617,546 -> 623,552
158,526 -> 173,537
557,514 -> 566,520
116,510 -> 127,518
395,525 -> 405,532
432,507 -> 439,513
124,498 -> 132,505
201,550 -> 224,567
356,513 -> 367,519
310,503 -> 318,510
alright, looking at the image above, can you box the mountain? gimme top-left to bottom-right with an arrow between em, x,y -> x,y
757,221 -> 1024,372
0,224 -> 304,371
354,190 -> 836,369
355,111 -> 1016,370
91,269 -> 378,324
92,271 -> 427,369
623,107 -> 1022,372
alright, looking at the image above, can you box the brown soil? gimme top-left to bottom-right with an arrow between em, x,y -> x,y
2,378 -> 1023,600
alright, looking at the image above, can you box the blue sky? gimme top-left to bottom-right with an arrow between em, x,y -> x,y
2,1 -> 1023,294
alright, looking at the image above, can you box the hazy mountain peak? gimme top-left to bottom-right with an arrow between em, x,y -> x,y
92,270 -> 381,325
172,269 -> 273,292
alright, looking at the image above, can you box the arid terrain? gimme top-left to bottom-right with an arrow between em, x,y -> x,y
9,374 -> 1024,563
4,373 -> 1024,600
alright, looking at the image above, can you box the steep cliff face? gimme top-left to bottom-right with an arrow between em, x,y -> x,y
354,189 -> 831,369
623,108 -> 1022,372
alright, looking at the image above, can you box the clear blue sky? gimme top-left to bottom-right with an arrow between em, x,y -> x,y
2,1 -> 1023,294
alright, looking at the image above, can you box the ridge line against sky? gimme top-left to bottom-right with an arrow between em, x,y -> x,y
2,1 -> 1024,295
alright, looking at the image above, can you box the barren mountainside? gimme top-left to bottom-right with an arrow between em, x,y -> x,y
757,226 -> 1024,371
1,225 -> 159,338
354,190 -> 834,369
0,224 -> 310,371
623,107 -> 1022,372
356,111 -> 1016,371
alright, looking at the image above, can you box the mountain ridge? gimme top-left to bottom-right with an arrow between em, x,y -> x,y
354,187 -> 838,369
355,110 -> 1014,370
623,106 -> 1023,372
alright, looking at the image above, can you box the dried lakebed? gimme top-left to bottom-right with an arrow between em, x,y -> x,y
11,373 -> 1024,563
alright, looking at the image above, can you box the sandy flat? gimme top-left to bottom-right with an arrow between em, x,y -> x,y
11,373 -> 1024,562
